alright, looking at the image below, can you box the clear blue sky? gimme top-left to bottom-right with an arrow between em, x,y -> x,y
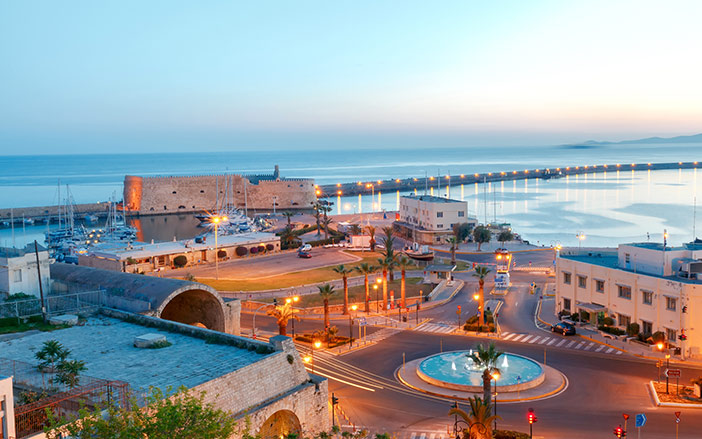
1,1 -> 701,154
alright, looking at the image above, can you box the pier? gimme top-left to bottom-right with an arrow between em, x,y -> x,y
317,160 -> 701,197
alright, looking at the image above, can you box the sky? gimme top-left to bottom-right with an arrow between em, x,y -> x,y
1,0 -> 702,154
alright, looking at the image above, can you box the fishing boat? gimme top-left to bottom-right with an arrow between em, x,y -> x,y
403,242 -> 434,261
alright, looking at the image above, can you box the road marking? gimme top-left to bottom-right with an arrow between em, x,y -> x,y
528,336 -> 542,344
503,333 -> 516,340
521,335 -> 535,343
556,339 -> 567,347
585,342 -> 596,350
546,338 -> 557,346
574,342 -> 586,349
566,340 -> 577,348
616,350 -> 623,355
595,345 -> 606,352
538,337 -> 550,344
605,347 -> 614,354
512,334 -> 527,342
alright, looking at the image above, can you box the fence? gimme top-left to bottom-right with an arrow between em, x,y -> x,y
0,290 -> 103,321
0,358 -> 131,438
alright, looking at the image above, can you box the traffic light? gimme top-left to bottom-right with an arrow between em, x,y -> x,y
679,330 -> 687,341
457,305 -> 461,313
682,305 -> 688,313
527,409 -> 537,424
613,425 -> 624,438
331,393 -> 339,406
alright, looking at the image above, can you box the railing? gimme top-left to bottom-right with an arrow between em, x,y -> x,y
0,290 -> 103,321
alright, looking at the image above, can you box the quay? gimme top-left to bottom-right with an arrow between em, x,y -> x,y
318,160 -> 701,197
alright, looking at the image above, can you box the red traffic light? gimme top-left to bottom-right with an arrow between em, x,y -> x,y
457,305 -> 461,312
527,410 -> 537,424
613,425 -> 624,438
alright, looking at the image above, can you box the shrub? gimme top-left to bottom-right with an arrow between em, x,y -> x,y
266,243 -> 275,251
6,292 -> 34,302
602,316 -> 615,327
494,431 -> 530,439
250,247 -> 259,254
651,331 -> 666,343
598,325 -> 626,336
217,249 -> 227,258
235,246 -> 248,257
172,255 -> 188,267
146,340 -> 172,349
257,245 -> 266,253
626,322 -> 640,337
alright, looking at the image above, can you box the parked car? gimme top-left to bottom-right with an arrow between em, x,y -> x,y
551,321 -> 576,336
299,244 -> 312,252
298,251 -> 312,259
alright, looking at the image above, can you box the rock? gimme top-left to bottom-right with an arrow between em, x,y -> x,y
134,333 -> 167,348
49,314 -> 79,326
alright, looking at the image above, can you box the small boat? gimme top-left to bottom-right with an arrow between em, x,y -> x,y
84,214 -> 99,223
403,243 -> 434,261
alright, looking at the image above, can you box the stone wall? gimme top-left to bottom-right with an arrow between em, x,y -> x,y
124,173 -> 316,215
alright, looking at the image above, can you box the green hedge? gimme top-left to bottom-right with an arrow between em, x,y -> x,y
598,325 -> 626,336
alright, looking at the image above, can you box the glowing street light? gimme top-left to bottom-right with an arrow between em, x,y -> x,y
286,296 -> 300,338
576,231 -> 586,253
212,215 -> 228,280
492,371 -> 500,431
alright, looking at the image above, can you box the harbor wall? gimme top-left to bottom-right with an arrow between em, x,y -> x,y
124,174 -> 317,215
0,203 -> 111,221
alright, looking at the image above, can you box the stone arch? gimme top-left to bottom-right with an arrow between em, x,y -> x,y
258,410 -> 302,439
158,288 -> 226,332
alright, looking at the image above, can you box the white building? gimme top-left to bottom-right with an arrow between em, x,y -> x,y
555,242 -> 702,358
0,244 -> 51,298
0,375 -> 16,439
395,195 -> 477,244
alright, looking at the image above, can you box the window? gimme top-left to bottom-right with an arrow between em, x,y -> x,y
618,314 -> 631,327
642,290 -> 653,305
595,280 -> 605,293
666,297 -> 677,311
666,328 -> 677,342
577,275 -> 587,288
458,211 -> 465,217
437,212 -> 444,218
563,272 -> 571,285
12,269 -> 22,283
437,224 -> 444,228
563,298 -> 571,311
617,285 -> 631,299
625,253 -> 630,263
641,320 -> 653,336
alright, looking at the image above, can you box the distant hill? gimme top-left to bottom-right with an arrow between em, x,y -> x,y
563,133 -> 702,148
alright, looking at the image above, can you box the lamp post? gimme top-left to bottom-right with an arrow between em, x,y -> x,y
374,280 -> 380,312
349,305 -> 357,347
366,183 -> 375,212
251,302 -> 270,339
286,296 -> 300,339
212,215 -> 228,280
657,342 -> 670,393
576,231 -> 585,254
305,340 -> 322,373
492,371 -> 501,431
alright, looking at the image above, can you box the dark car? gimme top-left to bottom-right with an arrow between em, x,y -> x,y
298,251 -> 312,258
551,321 -> 576,336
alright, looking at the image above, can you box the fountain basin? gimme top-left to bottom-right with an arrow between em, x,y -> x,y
416,351 -> 545,392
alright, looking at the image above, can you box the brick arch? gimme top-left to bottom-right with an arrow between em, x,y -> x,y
258,410 -> 302,439
158,288 -> 226,332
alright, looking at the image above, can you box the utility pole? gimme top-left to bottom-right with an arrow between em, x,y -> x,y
34,240 -> 47,323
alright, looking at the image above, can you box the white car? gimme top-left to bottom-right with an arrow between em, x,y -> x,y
300,244 -> 312,252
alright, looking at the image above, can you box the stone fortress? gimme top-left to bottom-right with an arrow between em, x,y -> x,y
124,165 -> 317,215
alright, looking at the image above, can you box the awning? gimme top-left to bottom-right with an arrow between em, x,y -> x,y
424,264 -> 456,272
576,302 -> 607,312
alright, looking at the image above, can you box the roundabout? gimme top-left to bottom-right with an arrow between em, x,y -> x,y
397,350 -> 568,402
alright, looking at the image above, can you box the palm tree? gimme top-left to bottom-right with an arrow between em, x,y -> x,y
355,263 -> 377,312
365,225 -> 377,251
313,202 -> 323,236
279,226 -> 297,248
54,359 -> 87,389
266,303 -> 299,336
333,264 -> 354,315
472,265 -> 491,330
447,236 -> 458,265
317,284 -> 336,329
282,211 -> 295,227
470,343 -> 503,405
448,396 -> 498,439
396,256 -> 413,308
349,224 -> 362,235
381,227 -> 397,281
322,216 -> 333,240
377,257 -> 391,310
35,340 -> 70,372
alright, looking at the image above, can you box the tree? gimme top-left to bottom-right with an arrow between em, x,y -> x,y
35,340 -> 71,372
381,227 -> 398,281
366,225 -> 377,251
322,216 -> 333,240
349,224 -> 362,236
266,303 -> 299,336
317,284 -> 336,330
497,230 -> 513,246
54,359 -> 87,389
470,343 -> 503,405
332,264 -> 354,315
473,265 -> 491,331
448,396 -> 498,439
279,226 -> 298,249
46,386 -> 236,439
396,256 -> 413,308
453,223 -> 473,242
472,226 -> 491,251
377,257 -> 391,310
447,236 -> 458,265
355,263 -> 377,313
313,202 -> 323,236
282,211 -> 295,227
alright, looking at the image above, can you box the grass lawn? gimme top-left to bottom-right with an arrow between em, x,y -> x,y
0,317 -> 70,335
195,252 -> 422,291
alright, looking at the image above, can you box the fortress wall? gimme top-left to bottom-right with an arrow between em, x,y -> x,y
124,174 -> 316,215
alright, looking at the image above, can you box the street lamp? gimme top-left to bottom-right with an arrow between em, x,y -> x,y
307,340 -> 322,373
212,215 -> 228,280
451,401 -> 487,439
366,183 -> 375,211
374,280 -> 380,312
492,371 -> 500,431
286,296 -> 300,338
349,305 -> 358,347
576,231 -> 585,253
251,303 -> 270,340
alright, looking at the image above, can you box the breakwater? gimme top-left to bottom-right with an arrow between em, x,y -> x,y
0,203 -> 112,225
318,160 -> 700,197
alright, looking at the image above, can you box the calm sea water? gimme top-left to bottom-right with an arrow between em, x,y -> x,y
1,142 -> 701,247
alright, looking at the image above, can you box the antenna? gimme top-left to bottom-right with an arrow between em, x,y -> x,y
694,196 -> 697,242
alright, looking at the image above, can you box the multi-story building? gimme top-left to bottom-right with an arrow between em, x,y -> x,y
0,244 -> 51,298
394,195 -> 477,244
555,242 -> 702,358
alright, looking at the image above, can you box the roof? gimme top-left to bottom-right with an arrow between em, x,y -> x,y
50,263 -> 222,312
560,254 -> 702,285
0,243 -> 48,258
0,316 -> 269,392
425,264 -> 456,272
401,195 -> 465,204
623,242 -> 687,251
89,231 -> 278,260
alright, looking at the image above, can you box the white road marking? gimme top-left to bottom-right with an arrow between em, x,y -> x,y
595,345 -> 606,352
566,340 -> 577,348
556,339 -> 567,347
528,336 -> 542,344
512,334 -> 527,342
585,342 -> 596,350
521,335 -> 535,343
574,342 -> 586,349
546,338 -> 557,346
606,347 -> 614,354
538,337 -> 550,344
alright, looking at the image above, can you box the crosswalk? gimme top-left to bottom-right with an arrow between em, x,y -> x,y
414,322 -> 456,334
501,332 -> 623,355
339,428 -> 449,439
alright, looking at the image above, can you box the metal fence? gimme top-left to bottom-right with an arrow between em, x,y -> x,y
0,290 -> 103,321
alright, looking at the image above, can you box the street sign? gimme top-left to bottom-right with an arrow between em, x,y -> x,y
666,368 -> 682,378
635,413 -> 646,428
675,411 -> 681,419
359,317 -> 367,327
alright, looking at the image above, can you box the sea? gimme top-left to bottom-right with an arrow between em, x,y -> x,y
1,141 -> 701,248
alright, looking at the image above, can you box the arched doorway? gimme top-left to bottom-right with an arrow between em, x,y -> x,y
159,289 -> 225,331
258,410 -> 302,439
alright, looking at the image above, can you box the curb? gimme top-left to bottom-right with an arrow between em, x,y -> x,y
648,381 -> 702,408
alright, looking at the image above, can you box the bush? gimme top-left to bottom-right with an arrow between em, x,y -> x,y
217,249 -> 227,258
235,246 -> 248,257
257,245 -> 266,253
266,243 -> 274,251
651,331 -> 666,343
627,322 -> 640,337
602,316 -> 615,327
250,247 -> 259,254
172,255 -> 188,268
307,238 -> 339,247
6,292 -> 34,302
598,325 -> 626,336
494,431 -> 530,439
